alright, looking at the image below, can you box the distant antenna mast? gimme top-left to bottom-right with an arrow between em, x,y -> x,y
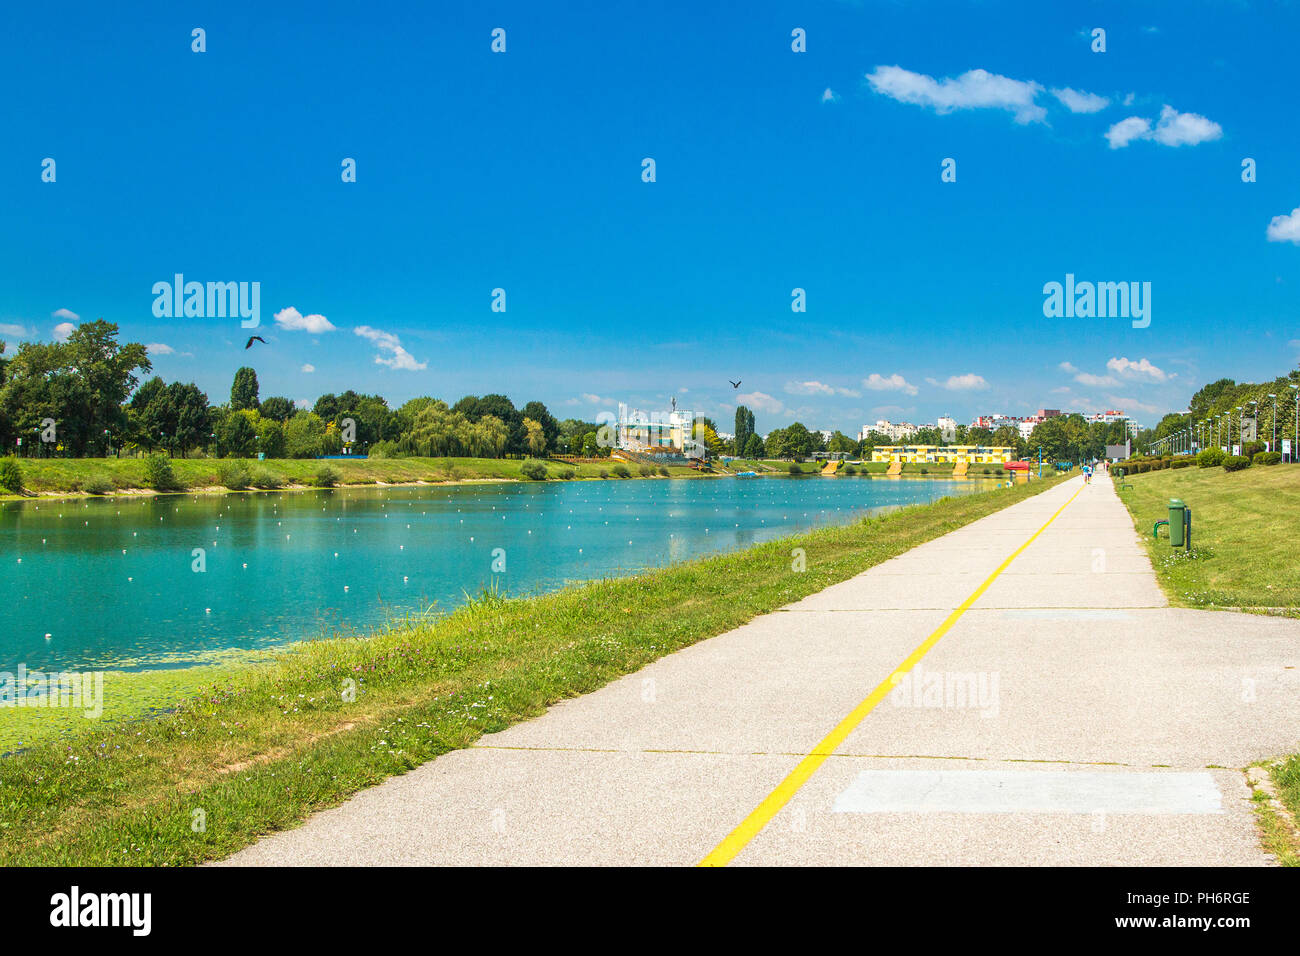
671,396 -> 677,411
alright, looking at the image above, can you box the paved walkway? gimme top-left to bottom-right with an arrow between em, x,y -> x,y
222,476 -> 1300,866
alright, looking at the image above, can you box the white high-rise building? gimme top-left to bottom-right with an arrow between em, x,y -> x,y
937,416 -> 958,442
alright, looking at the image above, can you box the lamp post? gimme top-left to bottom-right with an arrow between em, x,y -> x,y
1268,393 -> 1277,451
1291,385 -> 1299,462
1235,406 -> 1243,454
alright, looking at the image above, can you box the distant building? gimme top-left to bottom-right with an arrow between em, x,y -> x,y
871,445 -> 1015,465
937,416 -> 958,442
616,402 -> 695,452
865,420 -> 918,442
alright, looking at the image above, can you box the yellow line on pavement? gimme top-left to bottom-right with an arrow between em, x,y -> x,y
698,480 -> 1086,866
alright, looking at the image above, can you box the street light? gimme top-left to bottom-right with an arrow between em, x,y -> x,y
1268,394 -> 1277,451
1291,385 -> 1299,462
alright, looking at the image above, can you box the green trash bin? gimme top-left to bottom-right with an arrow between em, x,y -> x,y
1168,498 -> 1185,547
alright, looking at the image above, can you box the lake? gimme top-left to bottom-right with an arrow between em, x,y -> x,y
0,475 -> 995,672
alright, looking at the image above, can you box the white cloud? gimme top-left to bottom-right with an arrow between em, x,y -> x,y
928,373 -> 988,391
737,391 -> 784,414
51,308 -> 79,322
580,393 -> 604,404
861,372 -> 918,396
1051,87 -> 1109,113
1266,208 -> 1300,244
1107,356 -> 1168,382
1106,105 -> 1221,149
1151,105 -> 1221,146
821,88 -> 840,104
866,65 -> 1046,124
354,325 -> 427,371
300,363 -> 316,373
785,380 -> 860,397
53,322 -> 75,342
295,398 -> 311,409
145,343 -> 175,355
1105,116 -> 1151,149
274,306 -> 337,334
0,323 -> 27,337
1074,372 -> 1119,387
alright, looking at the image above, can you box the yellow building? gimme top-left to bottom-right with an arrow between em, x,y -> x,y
870,445 -> 1015,464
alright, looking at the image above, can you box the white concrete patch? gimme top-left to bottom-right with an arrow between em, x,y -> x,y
832,770 -> 1223,815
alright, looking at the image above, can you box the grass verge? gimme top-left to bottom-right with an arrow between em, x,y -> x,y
1112,463 -> 1300,612
1,456 -> 707,499
0,472 -> 1064,865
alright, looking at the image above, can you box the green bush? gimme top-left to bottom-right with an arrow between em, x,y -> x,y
250,468 -> 285,489
1242,441 -> 1266,459
0,458 -> 23,494
216,460 -> 252,489
83,475 -> 115,495
638,465 -> 654,477
1253,450 -> 1282,466
143,453 -> 179,490
557,468 -> 576,480
520,461 -> 548,481
843,465 -> 857,475
311,465 -> 341,487
611,464 -> 631,479
1197,448 -> 1225,468
1170,457 -> 1195,469
599,469 -> 609,479
788,463 -> 802,475
658,466 -> 670,476
1222,455 -> 1251,472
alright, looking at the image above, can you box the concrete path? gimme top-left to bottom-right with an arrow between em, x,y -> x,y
222,476 -> 1300,866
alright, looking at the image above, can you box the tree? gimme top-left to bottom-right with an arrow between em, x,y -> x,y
742,433 -> 765,458
0,320 -> 149,456
827,430 -> 856,454
734,405 -> 755,453
286,410 -> 327,458
523,417 -> 547,456
522,401 -> 559,453
259,396 -> 294,423
783,422 -> 815,460
230,367 -> 259,412
218,410 -> 258,457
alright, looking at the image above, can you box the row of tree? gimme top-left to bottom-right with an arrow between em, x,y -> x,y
0,321 -> 617,460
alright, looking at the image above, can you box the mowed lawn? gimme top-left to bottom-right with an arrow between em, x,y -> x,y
1115,464 -> 1300,612
3,456 -> 707,497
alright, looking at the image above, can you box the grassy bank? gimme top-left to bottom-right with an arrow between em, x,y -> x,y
1,455 -> 707,499
1113,464 -> 1300,612
0,473 -> 1063,865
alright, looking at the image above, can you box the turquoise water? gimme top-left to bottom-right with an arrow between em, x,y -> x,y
0,476 -> 993,672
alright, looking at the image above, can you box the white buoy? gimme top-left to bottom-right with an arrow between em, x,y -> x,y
44,633 -> 51,640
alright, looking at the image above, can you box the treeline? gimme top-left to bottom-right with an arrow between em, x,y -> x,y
730,407 -> 1131,464
1136,371 -> 1300,453
0,321 -> 614,460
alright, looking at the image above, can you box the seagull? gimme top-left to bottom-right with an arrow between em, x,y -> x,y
244,335 -> 267,349
729,380 -> 741,389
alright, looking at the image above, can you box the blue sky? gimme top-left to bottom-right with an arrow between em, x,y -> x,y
2,0 -> 1298,435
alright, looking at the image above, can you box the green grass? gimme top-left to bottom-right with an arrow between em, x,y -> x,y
1,456 -> 705,498
0,471 -> 1064,865
1113,463 -> 1300,612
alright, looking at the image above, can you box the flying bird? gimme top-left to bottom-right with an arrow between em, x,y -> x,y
244,336 -> 267,349
729,380 -> 741,389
